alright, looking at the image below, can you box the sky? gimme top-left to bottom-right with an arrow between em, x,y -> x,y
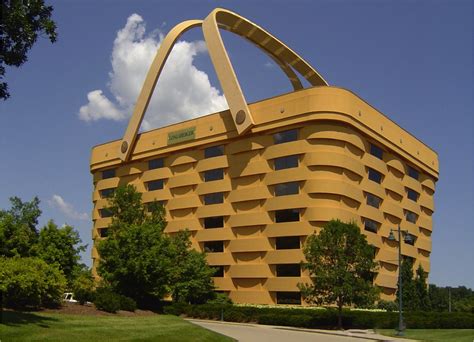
0,0 -> 472,288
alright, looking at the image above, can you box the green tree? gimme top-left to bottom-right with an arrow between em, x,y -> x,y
397,259 -> 431,311
299,219 -> 379,329
36,220 -> 86,285
72,269 -> 95,305
1,0 -> 57,100
414,265 -> 431,311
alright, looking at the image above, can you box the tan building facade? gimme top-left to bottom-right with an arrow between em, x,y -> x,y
90,9 -> 438,305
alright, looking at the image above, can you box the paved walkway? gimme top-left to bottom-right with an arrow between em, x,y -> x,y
188,319 -> 412,342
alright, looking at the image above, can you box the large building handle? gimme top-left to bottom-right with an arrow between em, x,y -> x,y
119,8 -> 328,162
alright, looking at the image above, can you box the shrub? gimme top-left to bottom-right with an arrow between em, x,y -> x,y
0,257 -> 66,309
72,271 -> 95,305
94,287 -> 121,313
377,300 -> 398,312
119,295 -> 137,312
207,292 -> 233,305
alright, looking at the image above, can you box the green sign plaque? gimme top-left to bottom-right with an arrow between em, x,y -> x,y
167,126 -> 196,145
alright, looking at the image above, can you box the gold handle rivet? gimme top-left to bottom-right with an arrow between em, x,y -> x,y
236,110 -> 246,124
121,141 -> 128,153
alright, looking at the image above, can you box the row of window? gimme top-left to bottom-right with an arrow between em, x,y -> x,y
369,143 -> 421,181
203,237 -> 301,253
203,209 -> 301,229
363,218 -> 417,245
210,264 -> 302,277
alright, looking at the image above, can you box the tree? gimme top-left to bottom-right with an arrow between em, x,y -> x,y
299,219 -> 379,329
72,269 -> 95,305
36,220 -> 86,285
397,259 -> 431,311
414,265 -> 430,311
1,0 -> 57,100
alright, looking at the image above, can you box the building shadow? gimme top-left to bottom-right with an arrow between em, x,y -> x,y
1,310 -> 59,328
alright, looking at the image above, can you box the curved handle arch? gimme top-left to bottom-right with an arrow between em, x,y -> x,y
119,8 -> 328,161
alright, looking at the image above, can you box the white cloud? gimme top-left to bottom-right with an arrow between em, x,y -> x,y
78,13 -> 228,130
49,195 -> 89,221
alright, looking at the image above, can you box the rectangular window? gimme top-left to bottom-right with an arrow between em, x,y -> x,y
204,168 -> 224,182
99,208 -> 113,218
147,179 -> 164,191
366,193 -> 381,208
276,236 -> 300,250
407,188 -> 419,202
406,210 -> 418,223
274,182 -> 299,196
364,218 -> 379,233
102,169 -> 116,179
204,216 -> 224,229
368,168 -> 382,184
148,158 -> 164,170
408,166 -> 419,180
212,266 -> 224,277
276,264 -> 301,277
275,209 -> 299,223
99,188 -> 115,199
273,129 -> 298,144
276,292 -> 301,305
205,145 -> 224,158
274,155 -> 299,170
203,241 -> 224,253
370,143 -> 384,160
204,192 -> 224,205
99,228 -> 109,238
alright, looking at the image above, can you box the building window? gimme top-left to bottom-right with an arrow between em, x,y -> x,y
364,218 -> 379,233
276,292 -> 301,305
149,158 -> 164,170
406,210 -> 418,223
407,166 -> 419,180
273,129 -> 298,144
99,208 -> 113,218
212,266 -> 224,277
370,143 -> 384,160
204,168 -> 224,182
99,188 -> 115,199
275,209 -> 299,223
274,182 -> 299,196
407,188 -> 419,202
203,241 -> 224,253
276,264 -> 301,277
366,193 -> 381,208
99,228 -> 109,238
205,145 -> 224,158
274,155 -> 299,170
102,169 -> 115,179
147,179 -> 164,191
204,192 -> 224,205
368,168 -> 382,184
276,236 -> 300,250
204,216 -> 224,229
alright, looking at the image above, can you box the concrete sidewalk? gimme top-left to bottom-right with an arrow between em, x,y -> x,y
188,319 -> 413,342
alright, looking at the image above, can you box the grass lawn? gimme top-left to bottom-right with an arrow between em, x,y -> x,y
0,311 -> 234,341
376,329 -> 474,342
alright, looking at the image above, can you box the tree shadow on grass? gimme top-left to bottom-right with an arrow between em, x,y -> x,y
1,310 -> 59,328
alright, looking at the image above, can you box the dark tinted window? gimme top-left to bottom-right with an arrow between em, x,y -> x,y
408,166 -> 419,180
276,264 -> 301,277
204,216 -> 224,229
99,208 -> 113,218
366,193 -> 381,208
275,182 -> 299,196
407,188 -> 419,202
276,292 -> 301,305
276,236 -> 300,250
370,143 -> 384,160
204,241 -> 224,253
368,168 -> 382,184
204,192 -> 224,205
99,228 -> 109,238
364,218 -> 378,233
102,169 -> 116,179
274,129 -> 298,144
274,155 -> 299,170
147,179 -> 164,191
212,266 -> 224,277
149,158 -> 164,170
275,209 -> 299,223
405,233 -> 416,246
205,145 -> 224,158
100,188 -> 115,199
204,168 -> 224,182
406,210 -> 417,223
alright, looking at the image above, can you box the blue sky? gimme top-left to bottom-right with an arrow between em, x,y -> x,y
0,0 -> 472,287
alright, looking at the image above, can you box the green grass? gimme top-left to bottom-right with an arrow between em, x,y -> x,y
0,311 -> 234,341
376,329 -> 474,342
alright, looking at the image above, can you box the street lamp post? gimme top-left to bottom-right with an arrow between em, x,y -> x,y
388,225 -> 413,337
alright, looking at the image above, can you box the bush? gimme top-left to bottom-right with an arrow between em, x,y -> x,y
94,287 -> 121,313
377,300 -> 398,312
0,257 -> 66,309
72,271 -> 95,305
119,295 -> 137,312
207,292 -> 233,305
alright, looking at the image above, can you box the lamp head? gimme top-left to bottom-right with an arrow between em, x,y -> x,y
404,233 -> 414,244
388,230 -> 396,241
